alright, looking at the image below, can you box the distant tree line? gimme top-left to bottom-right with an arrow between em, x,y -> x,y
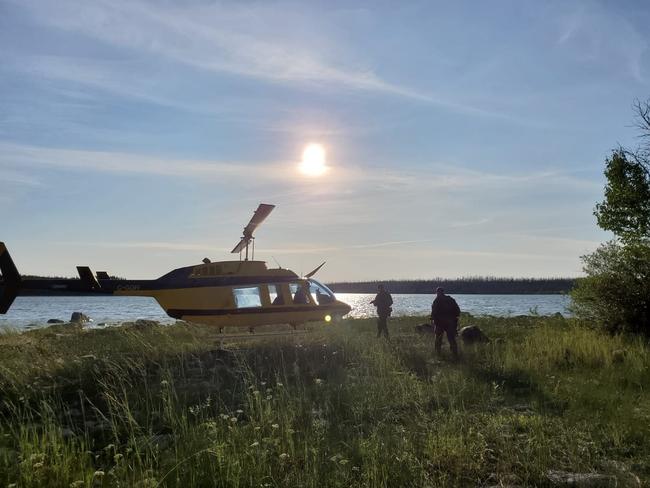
327,277 -> 575,295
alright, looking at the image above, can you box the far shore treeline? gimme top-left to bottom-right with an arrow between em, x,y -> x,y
0,276 -> 575,295
327,277 -> 575,295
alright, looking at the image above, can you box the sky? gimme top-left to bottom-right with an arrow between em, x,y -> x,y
1,0 -> 649,282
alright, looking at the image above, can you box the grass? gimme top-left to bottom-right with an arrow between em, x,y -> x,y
0,314 -> 649,487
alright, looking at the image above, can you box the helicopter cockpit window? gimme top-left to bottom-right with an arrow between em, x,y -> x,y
308,279 -> 336,305
233,286 -> 262,308
268,284 -> 284,305
290,282 -> 311,305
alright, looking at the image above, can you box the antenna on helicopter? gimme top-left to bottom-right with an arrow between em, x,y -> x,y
231,204 -> 275,261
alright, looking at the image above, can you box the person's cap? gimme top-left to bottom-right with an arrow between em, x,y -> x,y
436,287 -> 444,293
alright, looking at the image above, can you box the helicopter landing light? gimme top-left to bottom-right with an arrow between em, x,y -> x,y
324,314 -> 332,323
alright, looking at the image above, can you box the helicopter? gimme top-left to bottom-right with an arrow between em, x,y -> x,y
0,204 -> 352,329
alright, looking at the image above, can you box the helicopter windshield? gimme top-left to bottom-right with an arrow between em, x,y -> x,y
308,279 -> 336,305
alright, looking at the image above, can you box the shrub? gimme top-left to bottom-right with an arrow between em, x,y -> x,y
571,241 -> 650,335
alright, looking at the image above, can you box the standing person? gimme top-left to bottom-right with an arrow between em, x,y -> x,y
431,287 -> 460,359
371,284 -> 393,338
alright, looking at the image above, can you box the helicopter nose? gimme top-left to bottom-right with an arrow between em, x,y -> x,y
339,301 -> 352,316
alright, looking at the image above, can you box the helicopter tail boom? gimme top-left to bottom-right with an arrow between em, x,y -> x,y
0,242 -> 21,314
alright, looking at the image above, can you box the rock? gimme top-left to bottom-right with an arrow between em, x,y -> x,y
547,470 -> 617,487
611,349 -> 626,364
553,312 -> 565,319
47,319 -> 65,324
414,323 -> 435,334
459,325 -> 490,345
70,312 -> 90,323
61,428 -> 76,439
601,459 -> 642,487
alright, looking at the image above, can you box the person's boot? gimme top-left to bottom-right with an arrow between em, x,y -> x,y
434,335 -> 443,356
450,341 -> 460,361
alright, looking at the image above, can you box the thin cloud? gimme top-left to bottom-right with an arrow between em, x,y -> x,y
450,218 -> 491,228
0,142 -> 602,200
0,169 -> 43,187
11,0 -> 513,118
0,142 -> 289,182
556,3 -> 648,82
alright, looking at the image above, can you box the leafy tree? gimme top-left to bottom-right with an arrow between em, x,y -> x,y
572,99 -> 650,335
594,150 -> 650,242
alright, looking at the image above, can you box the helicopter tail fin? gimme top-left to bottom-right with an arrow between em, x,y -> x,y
0,242 -> 21,314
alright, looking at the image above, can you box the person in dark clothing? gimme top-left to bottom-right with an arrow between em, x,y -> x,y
431,287 -> 460,358
293,284 -> 311,305
371,284 -> 393,338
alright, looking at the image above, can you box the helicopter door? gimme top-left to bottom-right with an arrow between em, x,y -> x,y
308,279 -> 336,305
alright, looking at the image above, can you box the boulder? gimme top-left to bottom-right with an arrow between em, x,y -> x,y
459,325 -> 489,345
611,349 -> 626,364
414,323 -> 435,334
70,312 -> 90,324
547,470 -> 617,487
47,319 -> 65,324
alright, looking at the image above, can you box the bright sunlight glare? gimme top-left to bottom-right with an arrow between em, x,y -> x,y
299,143 -> 327,177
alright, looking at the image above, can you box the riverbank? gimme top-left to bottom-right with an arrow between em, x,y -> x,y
1,294 -> 571,329
0,315 -> 648,487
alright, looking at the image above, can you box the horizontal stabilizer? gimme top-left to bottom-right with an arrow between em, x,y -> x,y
96,271 -> 110,280
0,242 -> 21,314
77,266 -> 101,290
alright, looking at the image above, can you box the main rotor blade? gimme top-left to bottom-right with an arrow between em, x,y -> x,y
305,261 -> 326,278
231,204 -> 275,254
243,203 -> 275,237
231,237 -> 250,254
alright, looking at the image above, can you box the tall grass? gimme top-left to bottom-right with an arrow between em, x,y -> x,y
0,315 -> 648,486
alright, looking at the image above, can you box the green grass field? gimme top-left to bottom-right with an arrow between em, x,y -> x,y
0,315 -> 648,487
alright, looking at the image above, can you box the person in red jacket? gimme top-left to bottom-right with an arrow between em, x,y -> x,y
431,287 -> 460,358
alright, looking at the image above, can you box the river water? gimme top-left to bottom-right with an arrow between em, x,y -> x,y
0,293 -> 571,330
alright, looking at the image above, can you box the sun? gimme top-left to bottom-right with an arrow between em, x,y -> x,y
299,143 -> 327,177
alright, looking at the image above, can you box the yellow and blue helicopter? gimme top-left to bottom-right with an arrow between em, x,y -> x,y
0,204 -> 351,329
